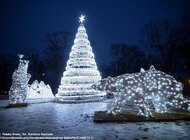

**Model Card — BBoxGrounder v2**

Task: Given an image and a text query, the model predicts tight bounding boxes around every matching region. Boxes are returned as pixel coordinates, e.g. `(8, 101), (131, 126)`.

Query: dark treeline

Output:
(100, 44), (147, 77)
(0, 55), (17, 94)
(0, 31), (72, 94)
(0, 16), (190, 95)
(101, 15), (190, 79)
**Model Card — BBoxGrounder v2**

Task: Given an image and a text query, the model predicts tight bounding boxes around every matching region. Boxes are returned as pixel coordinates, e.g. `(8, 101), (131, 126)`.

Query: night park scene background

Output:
(0, 0), (190, 140)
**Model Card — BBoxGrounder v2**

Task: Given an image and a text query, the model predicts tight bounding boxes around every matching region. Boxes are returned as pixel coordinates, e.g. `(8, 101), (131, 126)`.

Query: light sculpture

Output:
(27, 80), (54, 99)
(93, 66), (190, 117)
(56, 15), (105, 102)
(9, 54), (31, 104)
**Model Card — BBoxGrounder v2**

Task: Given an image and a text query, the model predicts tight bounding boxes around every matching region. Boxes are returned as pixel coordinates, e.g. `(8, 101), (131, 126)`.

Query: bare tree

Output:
(140, 15), (190, 78)
(43, 31), (72, 93)
(110, 44), (147, 76)
(26, 48), (45, 82)
(0, 55), (17, 94)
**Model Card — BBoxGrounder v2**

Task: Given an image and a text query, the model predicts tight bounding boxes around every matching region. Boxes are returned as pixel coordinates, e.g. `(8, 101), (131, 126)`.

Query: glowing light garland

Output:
(93, 66), (190, 117)
(27, 80), (54, 99)
(9, 54), (31, 104)
(56, 15), (105, 101)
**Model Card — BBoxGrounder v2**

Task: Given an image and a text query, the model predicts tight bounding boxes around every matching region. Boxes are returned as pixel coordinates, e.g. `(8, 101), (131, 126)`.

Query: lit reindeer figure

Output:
(92, 66), (189, 117)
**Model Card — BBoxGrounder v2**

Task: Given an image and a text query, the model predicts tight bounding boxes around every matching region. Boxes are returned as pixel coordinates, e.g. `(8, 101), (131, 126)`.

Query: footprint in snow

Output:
(139, 127), (149, 132)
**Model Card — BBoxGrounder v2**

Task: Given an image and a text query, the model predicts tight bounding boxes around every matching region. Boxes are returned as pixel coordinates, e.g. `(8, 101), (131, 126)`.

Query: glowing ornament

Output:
(93, 66), (190, 117)
(27, 80), (54, 99)
(79, 15), (85, 24)
(9, 54), (31, 104)
(56, 15), (105, 102)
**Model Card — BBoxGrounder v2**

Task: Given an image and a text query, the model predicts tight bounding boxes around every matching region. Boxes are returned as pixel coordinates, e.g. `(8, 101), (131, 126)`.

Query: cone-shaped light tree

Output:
(56, 15), (105, 102)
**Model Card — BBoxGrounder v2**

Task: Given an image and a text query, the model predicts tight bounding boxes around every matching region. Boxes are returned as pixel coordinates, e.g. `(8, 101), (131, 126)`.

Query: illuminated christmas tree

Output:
(9, 54), (31, 105)
(56, 15), (105, 102)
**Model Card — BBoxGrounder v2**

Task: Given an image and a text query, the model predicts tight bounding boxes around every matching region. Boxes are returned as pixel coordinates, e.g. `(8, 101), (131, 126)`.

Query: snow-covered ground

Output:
(0, 100), (190, 140)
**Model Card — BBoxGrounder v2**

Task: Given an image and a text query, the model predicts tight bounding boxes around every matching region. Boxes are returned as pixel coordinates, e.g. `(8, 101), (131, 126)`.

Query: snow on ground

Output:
(0, 100), (190, 140)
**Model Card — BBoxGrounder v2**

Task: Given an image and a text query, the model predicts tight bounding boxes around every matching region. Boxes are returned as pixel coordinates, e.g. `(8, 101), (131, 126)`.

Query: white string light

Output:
(27, 80), (54, 99)
(93, 66), (190, 117)
(9, 54), (31, 104)
(56, 15), (105, 101)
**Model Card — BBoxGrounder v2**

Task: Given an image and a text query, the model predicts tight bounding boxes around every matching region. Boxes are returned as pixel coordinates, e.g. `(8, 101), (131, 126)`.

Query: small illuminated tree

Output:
(9, 54), (31, 104)
(56, 15), (105, 102)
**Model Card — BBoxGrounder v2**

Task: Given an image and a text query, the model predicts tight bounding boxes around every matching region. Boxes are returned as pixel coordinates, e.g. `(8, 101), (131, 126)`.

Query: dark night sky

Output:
(0, 0), (190, 64)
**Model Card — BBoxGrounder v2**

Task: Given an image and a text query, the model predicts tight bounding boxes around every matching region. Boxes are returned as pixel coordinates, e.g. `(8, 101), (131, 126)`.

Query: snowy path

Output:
(0, 100), (190, 140)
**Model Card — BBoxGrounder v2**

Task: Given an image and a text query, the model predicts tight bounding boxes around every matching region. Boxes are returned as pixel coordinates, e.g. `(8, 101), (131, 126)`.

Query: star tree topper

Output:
(79, 15), (85, 24)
